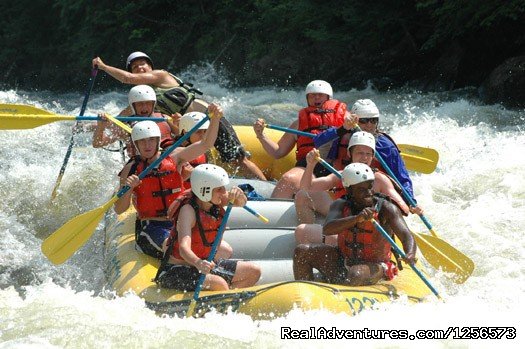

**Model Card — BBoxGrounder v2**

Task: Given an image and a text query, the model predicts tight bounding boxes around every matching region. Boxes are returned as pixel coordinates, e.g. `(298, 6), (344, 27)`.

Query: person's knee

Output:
(294, 224), (307, 244)
(279, 170), (299, 187)
(217, 241), (233, 259)
(344, 266), (370, 286)
(294, 190), (310, 207)
(293, 244), (311, 261)
(208, 275), (229, 291)
(249, 264), (261, 282)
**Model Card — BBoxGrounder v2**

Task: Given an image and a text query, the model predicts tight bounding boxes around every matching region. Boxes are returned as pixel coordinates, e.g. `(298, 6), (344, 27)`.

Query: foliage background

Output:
(1, 0), (524, 92)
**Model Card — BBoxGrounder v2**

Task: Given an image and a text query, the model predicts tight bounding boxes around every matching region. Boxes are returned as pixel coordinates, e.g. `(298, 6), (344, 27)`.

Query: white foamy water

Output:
(1, 66), (524, 348)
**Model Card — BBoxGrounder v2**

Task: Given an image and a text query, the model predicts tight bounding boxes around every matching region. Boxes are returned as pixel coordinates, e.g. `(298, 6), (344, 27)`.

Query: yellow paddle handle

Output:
(104, 114), (132, 134)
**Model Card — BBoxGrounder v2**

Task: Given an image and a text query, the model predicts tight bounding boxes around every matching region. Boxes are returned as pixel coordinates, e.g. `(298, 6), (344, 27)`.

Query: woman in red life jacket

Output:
(113, 104), (222, 259)
(293, 163), (417, 286)
(252, 80), (347, 199)
(156, 164), (261, 291)
(92, 85), (178, 157)
(294, 131), (412, 246)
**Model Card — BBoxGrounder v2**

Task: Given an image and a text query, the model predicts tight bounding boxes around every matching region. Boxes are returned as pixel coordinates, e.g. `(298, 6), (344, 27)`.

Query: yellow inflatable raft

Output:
(104, 128), (434, 319)
(104, 180), (433, 320)
(209, 125), (296, 181)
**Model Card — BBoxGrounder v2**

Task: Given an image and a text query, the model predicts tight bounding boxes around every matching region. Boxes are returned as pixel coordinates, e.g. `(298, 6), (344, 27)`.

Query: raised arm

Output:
(174, 104), (222, 163)
(299, 149), (339, 191)
(253, 118), (297, 159)
(92, 113), (128, 147)
(92, 56), (171, 86)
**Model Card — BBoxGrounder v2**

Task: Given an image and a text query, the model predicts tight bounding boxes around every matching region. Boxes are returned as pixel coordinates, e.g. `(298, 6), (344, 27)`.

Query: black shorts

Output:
(295, 158), (332, 177)
(157, 259), (238, 291)
(215, 118), (247, 162)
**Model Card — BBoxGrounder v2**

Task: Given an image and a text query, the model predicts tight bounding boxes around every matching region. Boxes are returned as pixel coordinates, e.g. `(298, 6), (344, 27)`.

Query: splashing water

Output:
(1, 66), (523, 348)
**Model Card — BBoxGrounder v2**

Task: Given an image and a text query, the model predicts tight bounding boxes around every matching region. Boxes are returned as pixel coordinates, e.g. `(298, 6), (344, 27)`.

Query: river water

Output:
(1, 65), (523, 348)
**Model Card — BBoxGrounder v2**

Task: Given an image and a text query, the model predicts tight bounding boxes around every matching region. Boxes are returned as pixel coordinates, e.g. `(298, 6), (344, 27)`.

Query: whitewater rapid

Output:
(1, 65), (523, 348)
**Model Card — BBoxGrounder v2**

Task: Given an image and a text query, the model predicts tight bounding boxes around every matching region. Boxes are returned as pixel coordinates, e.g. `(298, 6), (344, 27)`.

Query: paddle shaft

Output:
(71, 116), (167, 122)
(243, 205), (269, 223)
(371, 219), (440, 298)
(187, 203), (234, 317)
(266, 124), (314, 138)
(51, 68), (98, 199)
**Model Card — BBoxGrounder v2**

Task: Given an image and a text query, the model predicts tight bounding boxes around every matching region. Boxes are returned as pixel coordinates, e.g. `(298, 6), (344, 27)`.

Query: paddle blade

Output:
(186, 299), (198, 318)
(41, 197), (117, 264)
(399, 144), (439, 174)
(413, 232), (474, 283)
(0, 104), (75, 130)
(104, 113), (132, 133)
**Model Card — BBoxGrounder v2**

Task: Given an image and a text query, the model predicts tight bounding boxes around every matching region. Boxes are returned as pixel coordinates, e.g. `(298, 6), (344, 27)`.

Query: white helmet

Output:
(128, 85), (156, 114)
(341, 163), (375, 187)
(351, 99), (379, 118)
(348, 131), (376, 152)
(179, 112), (210, 133)
(126, 51), (153, 71)
(305, 80), (333, 98)
(191, 164), (230, 202)
(131, 121), (161, 155)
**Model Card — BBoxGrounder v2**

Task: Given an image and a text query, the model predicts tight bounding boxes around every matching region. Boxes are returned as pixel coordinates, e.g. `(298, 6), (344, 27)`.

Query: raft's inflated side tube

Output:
(210, 125), (297, 181)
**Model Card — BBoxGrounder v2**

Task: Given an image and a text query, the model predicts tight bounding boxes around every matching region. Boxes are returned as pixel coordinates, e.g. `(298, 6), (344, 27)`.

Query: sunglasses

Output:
(358, 118), (378, 124)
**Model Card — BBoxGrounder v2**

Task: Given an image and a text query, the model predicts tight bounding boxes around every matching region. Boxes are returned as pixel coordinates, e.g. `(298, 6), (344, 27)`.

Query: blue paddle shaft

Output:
(266, 124), (314, 138)
(116, 116), (210, 198)
(51, 67), (98, 198)
(75, 116), (166, 122)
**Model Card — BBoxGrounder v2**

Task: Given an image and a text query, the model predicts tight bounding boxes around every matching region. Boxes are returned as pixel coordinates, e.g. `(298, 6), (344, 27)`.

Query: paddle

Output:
(316, 157), (473, 282)
(243, 206), (269, 223)
(371, 219), (440, 299)
(50, 68), (98, 200)
(264, 124), (438, 174)
(412, 232), (474, 283)
(41, 115), (211, 265)
(0, 104), (168, 130)
(398, 144), (439, 174)
(103, 113), (132, 134)
(186, 202), (234, 317)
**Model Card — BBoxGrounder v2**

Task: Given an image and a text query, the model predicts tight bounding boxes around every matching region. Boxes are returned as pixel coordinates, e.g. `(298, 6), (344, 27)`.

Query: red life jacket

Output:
(132, 156), (184, 219)
(296, 99), (346, 160)
(337, 196), (392, 263)
(189, 153), (207, 168)
(168, 194), (225, 260)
